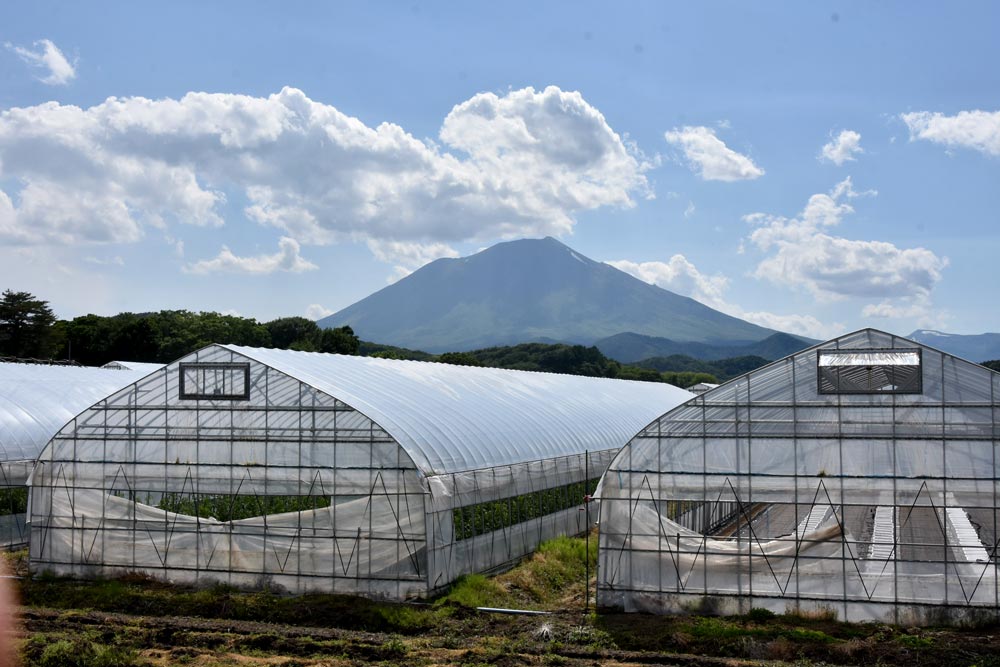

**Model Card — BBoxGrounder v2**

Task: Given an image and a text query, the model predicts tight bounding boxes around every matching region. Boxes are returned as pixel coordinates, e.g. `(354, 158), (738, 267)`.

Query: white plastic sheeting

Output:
(598, 329), (1000, 626)
(223, 345), (692, 475)
(1, 361), (160, 547)
(101, 361), (166, 373)
(0, 362), (160, 467)
(30, 345), (691, 598)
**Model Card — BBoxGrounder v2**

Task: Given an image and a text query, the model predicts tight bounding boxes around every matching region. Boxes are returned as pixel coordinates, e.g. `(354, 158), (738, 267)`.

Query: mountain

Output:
(318, 237), (779, 353)
(907, 330), (1000, 363)
(595, 331), (815, 364)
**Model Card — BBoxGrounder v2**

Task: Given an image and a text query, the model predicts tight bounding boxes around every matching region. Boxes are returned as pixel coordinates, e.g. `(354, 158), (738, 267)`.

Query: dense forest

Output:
(0, 289), (718, 388)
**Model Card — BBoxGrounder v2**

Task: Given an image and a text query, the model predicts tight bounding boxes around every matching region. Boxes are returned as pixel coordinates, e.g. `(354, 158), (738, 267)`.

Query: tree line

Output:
(0, 289), (716, 388)
(432, 342), (718, 387)
(0, 289), (359, 366)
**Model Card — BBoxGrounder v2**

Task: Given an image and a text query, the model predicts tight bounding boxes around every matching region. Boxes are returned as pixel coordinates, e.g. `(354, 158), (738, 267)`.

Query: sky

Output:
(1, 2), (999, 339)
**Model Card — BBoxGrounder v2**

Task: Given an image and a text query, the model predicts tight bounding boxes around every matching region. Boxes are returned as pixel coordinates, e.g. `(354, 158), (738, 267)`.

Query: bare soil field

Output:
(7, 539), (1000, 667)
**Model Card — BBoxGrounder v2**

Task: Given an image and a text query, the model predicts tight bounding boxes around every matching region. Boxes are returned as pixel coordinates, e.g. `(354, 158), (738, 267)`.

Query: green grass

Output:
(438, 574), (507, 608)
(896, 633), (934, 648)
(783, 627), (834, 643)
(436, 533), (597, 610)
(23, 635), (147, 667)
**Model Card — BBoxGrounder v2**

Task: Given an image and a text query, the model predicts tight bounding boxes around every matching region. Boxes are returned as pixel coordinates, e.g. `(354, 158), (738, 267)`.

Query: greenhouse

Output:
(28, 344), (692, 599)
(598, 329), (1000, 625)
(101, 361), (166, 373)
(0, 361), (159, 548)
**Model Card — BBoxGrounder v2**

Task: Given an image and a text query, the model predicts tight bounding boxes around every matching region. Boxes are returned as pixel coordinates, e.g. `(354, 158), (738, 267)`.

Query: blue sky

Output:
(2, 2), (998, 339)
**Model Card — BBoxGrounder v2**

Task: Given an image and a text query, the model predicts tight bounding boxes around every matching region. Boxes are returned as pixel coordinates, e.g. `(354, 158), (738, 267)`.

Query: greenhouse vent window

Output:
(817, 348), (922, 394)
(179, 362), (251, 400)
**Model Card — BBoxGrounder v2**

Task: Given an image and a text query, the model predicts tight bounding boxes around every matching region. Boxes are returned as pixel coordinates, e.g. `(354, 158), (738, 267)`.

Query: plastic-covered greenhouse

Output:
(0, 362), (159, 547)
(101, 361), (166, 373)
(29, 344), (692, 599)
(598, 329), (1000, 625)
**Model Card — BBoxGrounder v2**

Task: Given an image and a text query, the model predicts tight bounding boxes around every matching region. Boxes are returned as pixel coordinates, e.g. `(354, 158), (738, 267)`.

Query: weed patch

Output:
(23, 635), (147, 667)
(438, 573), (508, 608)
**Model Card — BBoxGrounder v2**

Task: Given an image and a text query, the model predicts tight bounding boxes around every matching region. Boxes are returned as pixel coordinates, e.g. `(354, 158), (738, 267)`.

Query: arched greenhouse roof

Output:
(223, 345), (694, 475)
(0, 362), (162, 463)
(101, 361), (165, 373)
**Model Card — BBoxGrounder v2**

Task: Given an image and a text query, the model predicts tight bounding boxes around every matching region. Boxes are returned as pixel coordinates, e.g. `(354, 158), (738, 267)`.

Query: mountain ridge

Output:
(907, 329), (1000, 363)
(318, 237), (780, 353)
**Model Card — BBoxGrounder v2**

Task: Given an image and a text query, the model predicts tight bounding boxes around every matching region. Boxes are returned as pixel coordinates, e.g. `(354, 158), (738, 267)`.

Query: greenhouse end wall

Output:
(29, 347), (429, 599)
(597, 329), (1000, 626)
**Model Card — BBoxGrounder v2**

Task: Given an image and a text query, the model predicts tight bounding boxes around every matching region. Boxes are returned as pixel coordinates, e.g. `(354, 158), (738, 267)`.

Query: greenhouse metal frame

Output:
(598, 329), (1000, 625)
(29, 344), (691, 599)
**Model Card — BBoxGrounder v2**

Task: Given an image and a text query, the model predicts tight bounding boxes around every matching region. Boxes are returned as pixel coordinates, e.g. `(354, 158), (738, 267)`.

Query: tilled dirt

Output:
(17, 603), (1000, 667)
(18, 606), (818, 667)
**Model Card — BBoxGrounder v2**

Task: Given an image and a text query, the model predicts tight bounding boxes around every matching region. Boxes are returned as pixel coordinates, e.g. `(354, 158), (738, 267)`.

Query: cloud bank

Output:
(744, 177), (947, 321)
(0, 86), (650, 258)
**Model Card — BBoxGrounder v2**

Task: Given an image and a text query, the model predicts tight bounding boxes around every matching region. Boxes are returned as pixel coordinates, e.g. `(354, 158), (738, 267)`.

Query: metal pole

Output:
(585, 450), (590, 613)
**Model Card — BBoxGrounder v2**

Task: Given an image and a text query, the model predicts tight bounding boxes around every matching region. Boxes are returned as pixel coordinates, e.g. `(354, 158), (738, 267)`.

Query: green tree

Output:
(615, 365), (664, 382)
(0, 290), (58, 358)
(661, 371), (718, 388)
(151, 310), (270, 361)
(55, 310), (271, 365)
(320, 325), (360, 355)
(437, 351), (483, 367)
(370, 350), (403, 360)
(265, 317), (322, 350)
(54, 314), (115, 365)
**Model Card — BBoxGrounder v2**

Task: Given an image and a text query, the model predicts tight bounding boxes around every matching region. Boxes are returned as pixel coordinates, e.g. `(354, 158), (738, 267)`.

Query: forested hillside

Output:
(433, 342), (717, 388)
(635, 354), (773, 382)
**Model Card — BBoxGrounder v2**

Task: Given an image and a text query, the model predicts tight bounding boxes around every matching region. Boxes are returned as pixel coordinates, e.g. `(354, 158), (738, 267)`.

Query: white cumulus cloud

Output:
(664, 125), (764, 181)
(606, 256), (729, 309)
(819, 129), (863, 165)
(367, 238), (461, 283)
(744, 178), (948, 309)
(861, 294), (948, 328)
(305, 303), (334, 320)
(737, 311), (838, 340)
(901, 109), (1000, 157)
(184, 236), (317, 275)
(605, 255), (838, 339)
(0, 86), (649, 253)
(5, 39), (76, 85)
